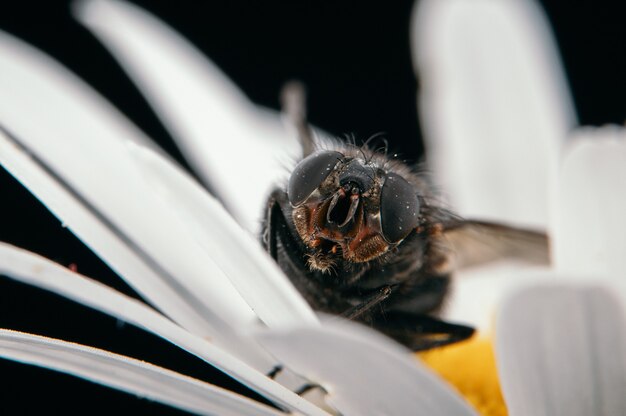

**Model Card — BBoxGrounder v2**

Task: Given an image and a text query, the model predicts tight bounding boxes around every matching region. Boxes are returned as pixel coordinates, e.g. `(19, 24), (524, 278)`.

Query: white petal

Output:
(0, 329), (283, 416)
(496, 284), (626, 416)
(126, 140), (318, 327)
(553, 127), (626, 295)
(0, 243), (327, 415)
(413, 0), (576, 230)
(256, 318), (476, 416)
(0, 32), (258, 338)
(74, 0), (301, 234)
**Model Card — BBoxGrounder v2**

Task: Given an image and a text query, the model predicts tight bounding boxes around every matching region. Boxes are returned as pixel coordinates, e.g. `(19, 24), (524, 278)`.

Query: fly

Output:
(262, 83), (548, 350)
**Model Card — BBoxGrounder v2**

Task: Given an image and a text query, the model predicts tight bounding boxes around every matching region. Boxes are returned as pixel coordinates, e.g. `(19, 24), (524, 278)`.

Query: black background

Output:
(0, 1), (624, 414)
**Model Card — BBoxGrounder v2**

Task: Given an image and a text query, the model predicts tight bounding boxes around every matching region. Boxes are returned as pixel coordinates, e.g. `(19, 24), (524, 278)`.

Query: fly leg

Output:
(341, 285), (397, 320)
(263, 189), (303, 263)
(374, 312), (475, 350)
(263, 189), (334, 311)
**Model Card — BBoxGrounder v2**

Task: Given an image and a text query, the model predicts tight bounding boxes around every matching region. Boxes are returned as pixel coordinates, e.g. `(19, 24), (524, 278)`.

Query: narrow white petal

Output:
(413, 0), (576, 230)
(0, 243), (328, 415)
(553, 127), (626, 295)
(0, 32), (258, 338)
(256, 318), (476, 416)
(0, 329), (283, 416)
(127, 140), (318, 327)
(496, 284), (626, 416)
(75, 0), (301, 234)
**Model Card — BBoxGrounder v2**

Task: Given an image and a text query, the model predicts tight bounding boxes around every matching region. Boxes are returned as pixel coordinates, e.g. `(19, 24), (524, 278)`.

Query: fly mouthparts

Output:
(326, 190), (360, 228)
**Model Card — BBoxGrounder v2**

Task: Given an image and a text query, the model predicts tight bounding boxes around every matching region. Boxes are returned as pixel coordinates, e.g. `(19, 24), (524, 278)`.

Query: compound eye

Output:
(380, 172), (420, 243)
(288, 150), (343, 206)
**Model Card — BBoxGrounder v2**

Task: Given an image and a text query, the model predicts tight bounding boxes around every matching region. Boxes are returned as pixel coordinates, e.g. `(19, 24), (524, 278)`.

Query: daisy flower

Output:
(0, 0), (624, 415)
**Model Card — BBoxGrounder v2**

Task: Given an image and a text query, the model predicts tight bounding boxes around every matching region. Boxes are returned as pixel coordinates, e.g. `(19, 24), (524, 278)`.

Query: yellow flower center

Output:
(418, 335), (507, 416)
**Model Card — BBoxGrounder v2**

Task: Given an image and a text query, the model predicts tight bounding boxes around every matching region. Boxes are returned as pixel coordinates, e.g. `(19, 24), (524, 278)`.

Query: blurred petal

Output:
(75, 0), (300, 234)
(0, 31), (257, 339)
(0, 329), (283, 416)
(496, 284), (626, 416)
(256, 318), (476, 416)
(126, 140), (318, 327)
(553, 127), (626, 294)
(443, 265), (546, 330)
(0, 243), (327, 415)
(413, 0), (575, 230)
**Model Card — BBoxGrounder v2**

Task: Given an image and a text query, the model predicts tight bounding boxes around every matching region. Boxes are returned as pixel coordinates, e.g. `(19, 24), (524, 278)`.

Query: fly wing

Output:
(443, 221), (550, 270)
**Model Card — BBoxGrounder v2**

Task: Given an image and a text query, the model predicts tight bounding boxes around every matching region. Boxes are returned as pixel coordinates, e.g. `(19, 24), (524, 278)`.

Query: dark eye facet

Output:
(288, 150), (343, 206)
(380, 172), (420, 243)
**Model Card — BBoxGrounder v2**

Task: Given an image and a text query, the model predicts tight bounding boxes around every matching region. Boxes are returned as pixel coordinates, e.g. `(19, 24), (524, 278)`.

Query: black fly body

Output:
(263, 140), (471, 350)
